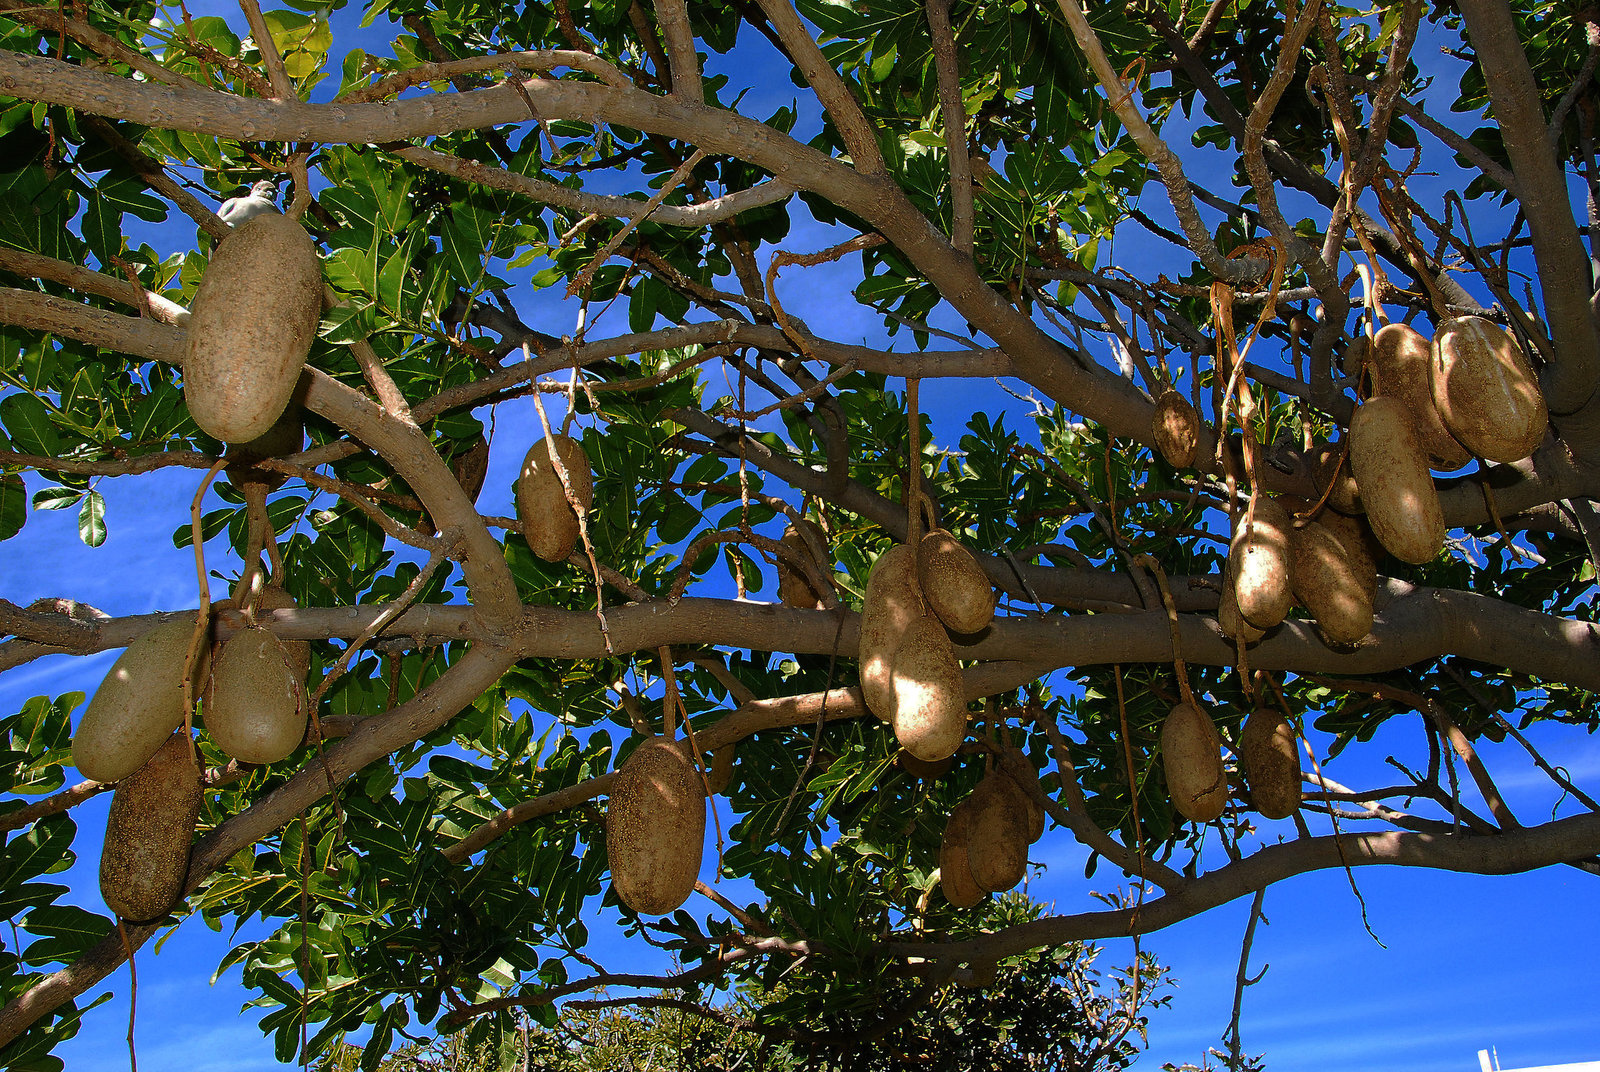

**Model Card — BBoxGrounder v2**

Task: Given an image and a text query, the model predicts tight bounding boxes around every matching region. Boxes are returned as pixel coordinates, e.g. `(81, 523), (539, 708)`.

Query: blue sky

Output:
(1, 1), (1597, 1069)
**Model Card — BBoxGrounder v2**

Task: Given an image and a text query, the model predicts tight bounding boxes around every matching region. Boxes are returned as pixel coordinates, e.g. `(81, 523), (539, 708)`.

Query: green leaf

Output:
(76, 490), (105, 547)
(0, 394), (60, 457)
(30, 487), (79, 511)
(0, 473), (25, 540)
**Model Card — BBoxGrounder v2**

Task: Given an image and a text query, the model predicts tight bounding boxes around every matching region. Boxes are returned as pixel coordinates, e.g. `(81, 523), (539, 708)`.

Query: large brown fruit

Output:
(515, 434), (594, 562)
(99, 731), (201, 922)
(1349, 395), (1444, 565)
(184, 214), (322, 443)
(858, 544), (921, 722)
(965, 774), (1029, 892)
(917, 528), (995, 635)
(1316, 509), (1381, 593)
(253, 585), (311, 679)
(606, 737), (706, 915)
(205, 625), (307, 765)
(897, 750), (954, 780)
(1160, 701), (1226, 822)
(1289, 520), (1374, 648)
(999, 747), (1047, 844)
(939, 799), (985, 908)
(1217, 565), (1266, 645)
(1430, 316), (1548, 464)
(1240, 708), (1301, 819)
(1370, 323), (1470, 469)
(74, 615), (214, 783)
(777, 518), (829, 609)
(1307, 442), (1363, 515)
(1229, 497), (1293, 630)
(890, 615), (967, 762)
(1151, 388), (1199, 469)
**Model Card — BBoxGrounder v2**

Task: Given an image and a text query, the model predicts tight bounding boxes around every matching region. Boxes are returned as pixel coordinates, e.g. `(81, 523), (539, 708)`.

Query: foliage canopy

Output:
(0, 0), (1597, 1066)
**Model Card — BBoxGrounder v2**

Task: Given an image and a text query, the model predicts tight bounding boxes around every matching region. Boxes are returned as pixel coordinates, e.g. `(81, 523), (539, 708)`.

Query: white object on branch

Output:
(217, 181), (280, 227)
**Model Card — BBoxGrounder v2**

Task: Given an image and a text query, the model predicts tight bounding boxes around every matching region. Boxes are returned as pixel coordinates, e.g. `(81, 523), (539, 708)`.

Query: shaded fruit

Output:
(1430, 316), (1548, 464)
(777, 518), (829, 609)
(99, 731), (201, 922)
(515, 433), (594, 562)
(74, 615), (214, 783)
(1229, 497), (1293, 630)
(917, 528), (995, 634)
(205, 625), (307, 765)
(606, 737), (706, 915)
(999, 747), (1047, 843)
(225, 404), (304, 491)
(890, 615), (967, 762)
(1240, 708), (1301, 819)
(1152, 388), (1199, 468)
(965, 773), (1029, 892)
(858, 544), (921, 722)
(1316, 509), (1381, 593)
(897, 750), (953, 780)
(1349, 396), (1444, 565)
(704, 745), (735, 796)
(1160, 701), (1226, 822)
(939, 798), (984, 909)
(1217, 564), (1266, 645)
(1289, 520), (1374, 648)
(1308, 442), (1363, 515)
(1370, 323), (1470, 469)
(184, 213), (322, 443)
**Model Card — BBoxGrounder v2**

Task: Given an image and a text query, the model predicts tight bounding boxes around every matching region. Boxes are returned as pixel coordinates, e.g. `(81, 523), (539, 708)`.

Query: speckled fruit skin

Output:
(1430, 316), (1548, 464)
(1349, 396), (1444, 565)
(965, 773), (1029, 892)
(939, 799), (985, 908)
(205, 626), (307, 765)
(890, 615), (967, 762)
(1289, 520), (1374, 649)
(917, 528), (994, 635)
(184, 213), (322, 443)
(1229, 497), (1293, 630)
(858, 544), (921, 722)
(606, 737), (706, 916)
(1161, 702), (1226, 822)
(1241, 708), (1301, 819)
(1152, 388), (1199, 468)
(515, 434), (594, 562)
(74, 616), (213, 784)
(99, 731), (201, 922)
(1370, 323), (1470, 469)
(777, 518), (828, 609)
(253, 585), (310, 679)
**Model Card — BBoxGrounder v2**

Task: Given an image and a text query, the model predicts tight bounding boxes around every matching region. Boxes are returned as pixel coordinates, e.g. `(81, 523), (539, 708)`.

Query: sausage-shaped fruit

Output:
(1289, 520), (1374, 649)
(777, 518), (829, 609)
(1161, 701), (1226, 822)
(1370, 323), (1470, 469)
(515, 434), (594, 562)
(205, 625), (307, 765)
(858, 544), (921, 722)
(606, 737), (706, 915)
(939, 798), (985, 908)
(1229, 498), (1293, 630)
(1240, 708), (1301, 819)
(184, 214), (322, 443)
(1152, 388), (1199, 469)
(74, 616), (213, 784)
(99, 731), (201, 922)
(917, 528), (995, 635)
(890, 615), (967, 762)
(1348, 396), (1445, 565)
(1430, 316), (1548, 464)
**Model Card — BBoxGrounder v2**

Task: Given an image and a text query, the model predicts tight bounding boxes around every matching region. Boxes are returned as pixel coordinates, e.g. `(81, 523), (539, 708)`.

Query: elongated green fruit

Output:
(74, 615), (212, 784)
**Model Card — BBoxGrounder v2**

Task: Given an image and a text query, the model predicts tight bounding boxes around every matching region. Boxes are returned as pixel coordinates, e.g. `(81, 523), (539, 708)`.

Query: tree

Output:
(0, 0), (1595, 1066)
